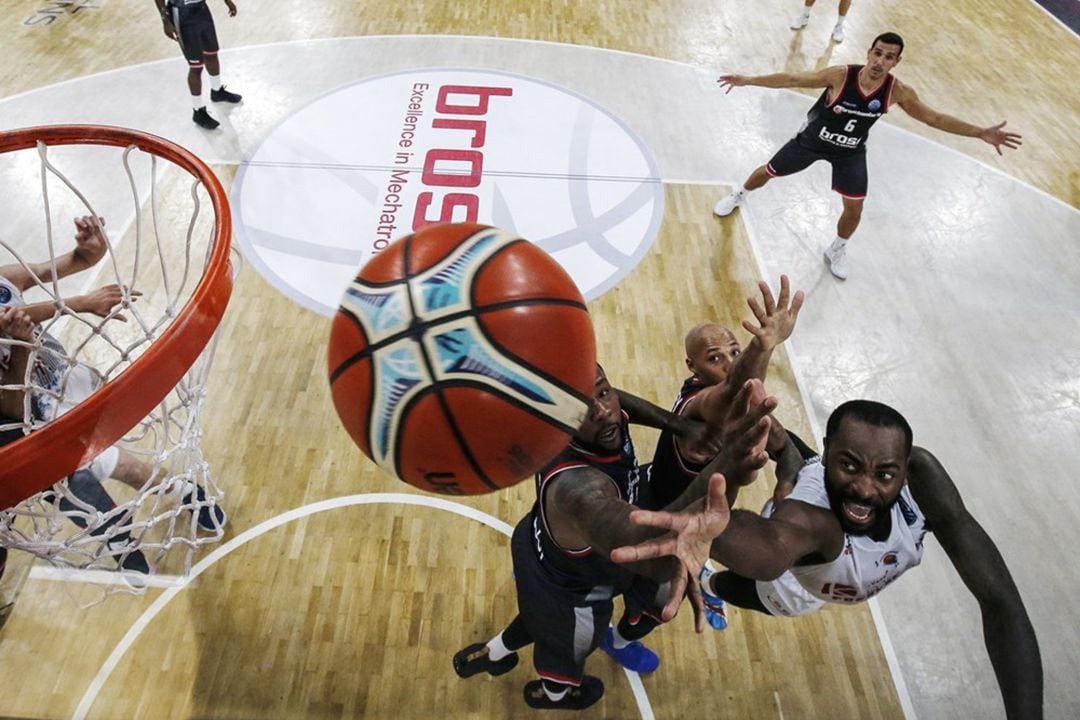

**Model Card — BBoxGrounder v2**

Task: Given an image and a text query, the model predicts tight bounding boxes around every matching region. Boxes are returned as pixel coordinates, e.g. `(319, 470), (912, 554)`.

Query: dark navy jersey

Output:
(649, 376), (709, 509)
(798, 65), (895, 153)
(527, 412), (645, 598)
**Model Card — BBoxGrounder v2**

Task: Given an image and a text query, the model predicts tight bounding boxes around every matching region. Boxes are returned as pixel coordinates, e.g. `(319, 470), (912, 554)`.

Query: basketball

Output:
(327, 223), (596, 495)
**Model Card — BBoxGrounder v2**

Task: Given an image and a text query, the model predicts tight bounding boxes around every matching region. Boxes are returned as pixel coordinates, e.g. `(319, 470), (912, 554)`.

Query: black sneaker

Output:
(183, 485), (227, 532)
(192, 107), (220, 130)
(453, 642), (518, 678)
(107, 535), (150, 576)
(210, 86), (242, 103)
(523, 677), (604, 710)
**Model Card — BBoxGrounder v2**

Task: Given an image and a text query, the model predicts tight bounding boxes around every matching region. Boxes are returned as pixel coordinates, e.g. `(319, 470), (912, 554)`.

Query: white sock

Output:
(799, 7), (811, 18)
(486, 633), (511, 661)
(543, 683), (569, 702)
(209, 73), (223, 91)
(835, 14), (846, 27)
(191, 95), (204, 110)
(830, 237), (848, 251)
(610, 624), (631, 649)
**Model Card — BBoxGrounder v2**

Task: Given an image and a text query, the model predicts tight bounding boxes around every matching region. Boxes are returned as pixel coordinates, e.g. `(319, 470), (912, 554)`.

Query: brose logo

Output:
(233, 68), (664, 316)
(818, 127), (862, 148)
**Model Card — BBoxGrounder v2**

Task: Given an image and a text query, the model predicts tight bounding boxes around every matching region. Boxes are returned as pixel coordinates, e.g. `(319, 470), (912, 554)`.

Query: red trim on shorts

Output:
(204, 50), (218, 55)
(537, 670), (582, 686)
(188, 61), (204, 68)
(765, 163), (783, 177)
(833, 186), (866, 200)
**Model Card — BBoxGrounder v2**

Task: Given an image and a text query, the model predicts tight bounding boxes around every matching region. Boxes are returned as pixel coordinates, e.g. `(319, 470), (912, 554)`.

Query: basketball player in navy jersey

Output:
(614, 398), (1043, 720)
(713, 32), (1022, 280)
(154, 0), (243, 130)
(453, 367), (774, 711)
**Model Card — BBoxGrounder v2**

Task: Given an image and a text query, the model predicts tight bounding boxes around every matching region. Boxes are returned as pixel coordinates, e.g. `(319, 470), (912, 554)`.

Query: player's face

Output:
(823, 418), (908, 536)
(865, 42), (902, 81)
(686, 328), (741, 387)
(575, 368), (623, 451)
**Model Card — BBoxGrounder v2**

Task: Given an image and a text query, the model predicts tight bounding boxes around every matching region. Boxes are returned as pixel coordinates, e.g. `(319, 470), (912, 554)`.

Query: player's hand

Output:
(225, 0), (237, 16)
(717, 74), (747, 94)
(72, 284), (140, 321)
(0, 307), (36, 342)
(161, 15), (178, 41)
(712, 378), (775, 489)
(980, 121), (1022, 155)
(72, 215), (108, 266)
(743, 274), (804, 352)
(613, 473), (731, 633)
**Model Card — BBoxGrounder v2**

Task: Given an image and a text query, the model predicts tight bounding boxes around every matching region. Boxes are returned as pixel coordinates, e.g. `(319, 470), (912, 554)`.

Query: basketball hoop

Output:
(0, 125), (234, 586)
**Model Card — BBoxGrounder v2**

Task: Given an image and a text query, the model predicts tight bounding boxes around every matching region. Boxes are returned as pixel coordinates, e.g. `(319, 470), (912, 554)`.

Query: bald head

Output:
(684, 323), (741, 387)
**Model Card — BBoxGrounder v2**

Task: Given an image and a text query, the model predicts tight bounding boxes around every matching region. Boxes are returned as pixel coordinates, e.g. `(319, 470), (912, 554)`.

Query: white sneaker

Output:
(713, 190), (746, 217)
(791, 12), (810, 30)
(823, 243), (850, 280)
(831, 24), (845, 43)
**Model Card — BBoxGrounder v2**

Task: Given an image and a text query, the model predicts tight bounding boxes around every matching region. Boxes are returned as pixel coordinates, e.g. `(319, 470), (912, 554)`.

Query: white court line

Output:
(1025, 0), (1079, 37)
(73, 492), (654, 720)
(735, 188), (918, 720)
(29, 565), (185, 590)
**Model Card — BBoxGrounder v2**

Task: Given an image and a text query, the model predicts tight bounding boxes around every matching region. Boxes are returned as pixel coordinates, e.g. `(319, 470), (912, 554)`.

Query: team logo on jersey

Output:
(898, 496), (918, 526)
(233, 68), (664, 316)
(868, 99), (882, 112)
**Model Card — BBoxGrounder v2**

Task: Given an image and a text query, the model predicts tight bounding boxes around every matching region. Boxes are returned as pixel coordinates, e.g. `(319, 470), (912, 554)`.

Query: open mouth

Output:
(599, 425), (620, 444)
(842, 500), (874, 526)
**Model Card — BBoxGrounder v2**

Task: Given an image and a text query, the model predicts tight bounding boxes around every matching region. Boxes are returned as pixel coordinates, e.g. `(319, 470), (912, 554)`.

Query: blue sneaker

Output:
(598, 627), (659, 674)
(700, 562), (729, 631)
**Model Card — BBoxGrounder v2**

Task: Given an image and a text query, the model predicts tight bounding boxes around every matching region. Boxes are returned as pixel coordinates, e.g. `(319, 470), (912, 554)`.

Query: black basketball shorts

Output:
(766, 137), (869, 199)
(171, 2), (219, 67)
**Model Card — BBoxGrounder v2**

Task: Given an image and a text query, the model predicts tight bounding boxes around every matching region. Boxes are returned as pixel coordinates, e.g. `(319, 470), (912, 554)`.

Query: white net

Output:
(0, 133), (235, 594)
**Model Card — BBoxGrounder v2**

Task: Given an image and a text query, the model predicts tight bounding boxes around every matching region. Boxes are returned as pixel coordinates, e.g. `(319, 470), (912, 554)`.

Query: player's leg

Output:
(832, 0), (852, 43)
(714, 138), (817, 217)
(599, 582), (661, 673)
(58, 465), (149, 575)
(791, 0), (816, 30)
(823, 152), (868, 280)
(523, 600), (608, 711)
(107, 448), (228, 532)
(177, 16), (219, 130)
(454, 518), (535, 678)
(202, 13), (242, 104)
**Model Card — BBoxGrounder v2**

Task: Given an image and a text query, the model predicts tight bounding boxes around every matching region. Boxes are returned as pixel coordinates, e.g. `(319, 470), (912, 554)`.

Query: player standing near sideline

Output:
(790, 0), (853, 44)
(154, 0), (243, 130)
(713, 32), (1021, 280)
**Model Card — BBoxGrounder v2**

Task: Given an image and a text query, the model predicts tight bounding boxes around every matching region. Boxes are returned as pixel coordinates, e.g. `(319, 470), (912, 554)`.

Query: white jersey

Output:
(756, 459), (928, 617)
(0, 275), (102, 423)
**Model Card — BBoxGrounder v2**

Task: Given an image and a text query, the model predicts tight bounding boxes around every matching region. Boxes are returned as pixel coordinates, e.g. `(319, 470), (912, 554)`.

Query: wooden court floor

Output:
(0, 1), (1076, 719)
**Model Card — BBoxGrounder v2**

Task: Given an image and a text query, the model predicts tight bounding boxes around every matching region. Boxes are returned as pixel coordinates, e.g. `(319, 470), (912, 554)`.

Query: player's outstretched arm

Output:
(907, 447), (1042, 719)
(893, 83), (1022, 155)
(683, 276), (803, 431)
(615, 388), (718, 461)
(613, 493), (836, 584)
(545, 469), (728, 628)
(717, 66), (842, 94)
(0, 216), (109, 292)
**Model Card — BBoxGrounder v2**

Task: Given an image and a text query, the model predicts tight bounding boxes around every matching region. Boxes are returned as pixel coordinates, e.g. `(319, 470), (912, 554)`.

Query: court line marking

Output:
(736, 184), (918, 720)
(73, 493), (654, 720)
(29, 565), (185, 589)
(1025, 0), (1080, 37)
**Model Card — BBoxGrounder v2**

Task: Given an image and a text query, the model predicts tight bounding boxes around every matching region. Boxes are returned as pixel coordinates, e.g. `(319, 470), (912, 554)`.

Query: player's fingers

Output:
(685, 574), (705, 633)
(628, 509), (685, 531)
(776, 274), (790, 309)
(610, 536), (673, 564)
(746, 296), (766, 324)
(790, 290), (805, 318)
(759, 281), (776, 314)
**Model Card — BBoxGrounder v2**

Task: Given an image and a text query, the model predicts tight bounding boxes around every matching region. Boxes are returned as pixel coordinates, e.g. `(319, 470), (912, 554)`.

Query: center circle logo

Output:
(232, 68), (665, 316)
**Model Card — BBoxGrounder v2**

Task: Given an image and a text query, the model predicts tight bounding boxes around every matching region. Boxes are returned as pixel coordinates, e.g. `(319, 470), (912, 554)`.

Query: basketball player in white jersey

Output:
(713, 32), (1022, 279)
(0, 216), (226, 572)
(613, 395), (1043, 719)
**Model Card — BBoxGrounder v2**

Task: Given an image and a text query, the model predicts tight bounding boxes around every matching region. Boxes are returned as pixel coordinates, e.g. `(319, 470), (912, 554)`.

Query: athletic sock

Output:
(209, 74), (223, 91)
(829, 237), (848, 252)
(191, 95), (204, 110)
(486, 633), (511, 662)
(542, 680), (569, 702)
(835, 14), (846, 27)
(609, 625), (631, 650)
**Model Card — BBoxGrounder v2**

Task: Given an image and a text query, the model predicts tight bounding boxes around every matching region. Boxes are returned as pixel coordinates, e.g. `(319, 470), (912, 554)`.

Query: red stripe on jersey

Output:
(537, 670), (583, 686)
